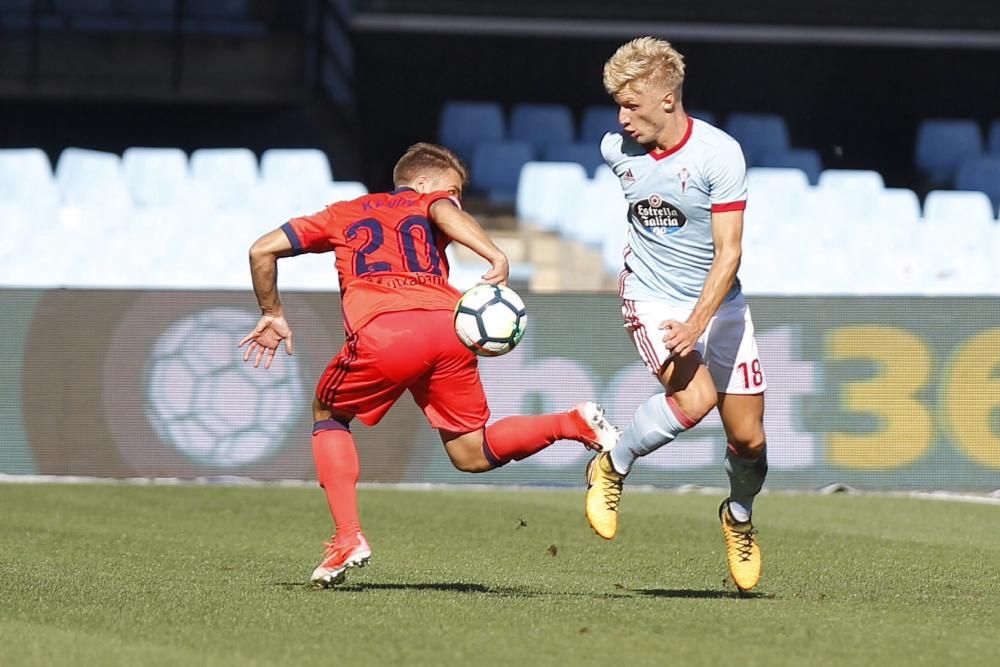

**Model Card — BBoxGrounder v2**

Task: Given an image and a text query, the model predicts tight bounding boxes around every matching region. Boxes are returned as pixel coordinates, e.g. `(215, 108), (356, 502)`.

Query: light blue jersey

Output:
(602, 117), (747, 306)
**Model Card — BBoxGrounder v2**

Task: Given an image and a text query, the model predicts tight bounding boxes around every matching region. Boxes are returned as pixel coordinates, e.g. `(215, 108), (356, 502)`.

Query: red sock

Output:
(483, 411), (586, 466)
(311, 420), (361, 543)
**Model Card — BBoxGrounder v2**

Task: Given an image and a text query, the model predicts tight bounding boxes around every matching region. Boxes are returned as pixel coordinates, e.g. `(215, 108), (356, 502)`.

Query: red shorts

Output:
(315, 309), (490, 433)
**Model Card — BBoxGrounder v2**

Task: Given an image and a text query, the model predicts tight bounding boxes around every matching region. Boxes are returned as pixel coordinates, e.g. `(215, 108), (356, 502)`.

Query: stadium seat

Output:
(509, 103), (575, 152)
(688, 109), (718, 127)
(955, 156), (1000, 213)
(515, 161), (588, 232)
(580, 105), (620, 143)
(567, 177), (628, 246)
(470, 141), (535, 204)
(758, 148), (822, 184)
(541, 142), (604, 176)
(724, 112), (790, 167)
(54, 147), (131, 208)
(877, 188), (922, 225)
(121, 147), (189, 207)
(0, 148), (57, 207)
(260, 148), (334, 206)
(190, 148), (259, 208)
(989, 120), (1000, 154)
(744, 167), (811, 224)
(437, 101), (505, 163)
(922, 190), (996, 224)
(914, 119), (983, 185)
(816, 169), (885, 223)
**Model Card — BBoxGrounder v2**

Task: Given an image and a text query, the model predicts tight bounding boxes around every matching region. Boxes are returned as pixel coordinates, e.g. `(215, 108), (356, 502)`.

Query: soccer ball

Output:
(454, 284), (527, 357)
(145, 308), (304, 468)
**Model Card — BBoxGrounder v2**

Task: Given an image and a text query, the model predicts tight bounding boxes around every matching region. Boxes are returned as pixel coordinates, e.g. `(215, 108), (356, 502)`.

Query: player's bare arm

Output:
(661, 210), (743, 357)
(429, 198), (510, 285)
(239, 228), (297, 369)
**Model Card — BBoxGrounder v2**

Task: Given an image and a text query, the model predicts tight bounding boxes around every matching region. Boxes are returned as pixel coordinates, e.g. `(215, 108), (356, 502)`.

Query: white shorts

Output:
(621, 297), (767, 394)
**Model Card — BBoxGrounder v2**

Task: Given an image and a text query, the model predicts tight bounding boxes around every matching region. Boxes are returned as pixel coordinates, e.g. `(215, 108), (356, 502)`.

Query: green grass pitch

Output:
(1, 483), (998, 666)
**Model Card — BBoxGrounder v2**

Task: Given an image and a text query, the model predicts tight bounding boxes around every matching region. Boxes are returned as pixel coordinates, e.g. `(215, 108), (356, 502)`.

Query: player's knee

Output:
(443, 431), (493, 473)
(730, 433), (767, 459)
(674, 380), (717, 423)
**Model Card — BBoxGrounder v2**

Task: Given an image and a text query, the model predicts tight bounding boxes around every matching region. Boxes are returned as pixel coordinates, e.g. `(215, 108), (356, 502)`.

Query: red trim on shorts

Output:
(319, 333), (359, 407)
(666, 395), (697, 429)
(624, 300), (661, 374)
(648, 116), (693, 161)
(711, 200), (747, 212)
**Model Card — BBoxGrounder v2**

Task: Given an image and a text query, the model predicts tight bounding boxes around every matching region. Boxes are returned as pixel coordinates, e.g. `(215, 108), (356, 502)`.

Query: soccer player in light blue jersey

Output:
(585, 37), (767, 592)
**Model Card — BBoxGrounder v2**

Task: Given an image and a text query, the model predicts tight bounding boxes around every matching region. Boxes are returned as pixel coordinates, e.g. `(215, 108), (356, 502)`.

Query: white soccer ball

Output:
(145, 308), (304, 468)
(453, 284), (527, 357)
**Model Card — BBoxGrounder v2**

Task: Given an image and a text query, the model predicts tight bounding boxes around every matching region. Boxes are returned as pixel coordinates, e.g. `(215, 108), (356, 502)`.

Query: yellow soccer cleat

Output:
(719, 500), (762, 592)
(585, 451), (625, 540)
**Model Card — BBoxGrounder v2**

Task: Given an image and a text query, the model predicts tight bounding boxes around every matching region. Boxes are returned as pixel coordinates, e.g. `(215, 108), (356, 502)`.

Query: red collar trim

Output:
(648, 116), (693, 161)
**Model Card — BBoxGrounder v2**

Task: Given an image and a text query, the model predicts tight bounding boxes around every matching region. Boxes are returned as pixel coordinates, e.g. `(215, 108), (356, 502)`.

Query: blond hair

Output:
(603, 37), (686, 96)
(393, 142), (468, 187)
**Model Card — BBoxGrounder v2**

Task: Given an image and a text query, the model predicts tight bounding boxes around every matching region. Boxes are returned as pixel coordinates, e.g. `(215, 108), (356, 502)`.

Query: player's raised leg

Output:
(586, 348), (715, 540)
(309, 398), (372, 588)
(717, 391), (767, 592)
(441, 402), (619, 473)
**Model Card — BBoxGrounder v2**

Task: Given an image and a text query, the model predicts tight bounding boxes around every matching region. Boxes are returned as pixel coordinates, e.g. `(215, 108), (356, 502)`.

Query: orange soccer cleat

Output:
(310, 533), (372, 588)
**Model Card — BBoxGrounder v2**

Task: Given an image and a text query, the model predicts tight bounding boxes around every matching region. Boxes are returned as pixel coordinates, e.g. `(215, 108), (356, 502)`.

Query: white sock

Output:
(725, 446), (768, 522)
(609, 393), (694, 475)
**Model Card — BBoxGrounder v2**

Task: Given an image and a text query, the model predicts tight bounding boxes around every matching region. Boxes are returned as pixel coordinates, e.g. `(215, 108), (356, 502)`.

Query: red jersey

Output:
(282, 187), (462, 333)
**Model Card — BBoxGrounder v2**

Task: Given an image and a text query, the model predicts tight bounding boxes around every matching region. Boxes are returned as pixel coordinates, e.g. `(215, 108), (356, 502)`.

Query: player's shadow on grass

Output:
(633, 588), (771, 600)
(274, 581), (541, 596)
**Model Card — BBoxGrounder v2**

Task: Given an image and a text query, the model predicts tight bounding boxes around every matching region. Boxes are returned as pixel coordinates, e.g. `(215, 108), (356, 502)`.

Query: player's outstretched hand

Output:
(660, 319), (700, 358)
(481, 254), (510, 286)
(239, 313), (294, 369)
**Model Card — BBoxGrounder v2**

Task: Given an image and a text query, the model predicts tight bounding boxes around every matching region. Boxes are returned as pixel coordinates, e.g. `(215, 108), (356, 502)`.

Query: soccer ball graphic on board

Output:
(145, 308), (304, 468)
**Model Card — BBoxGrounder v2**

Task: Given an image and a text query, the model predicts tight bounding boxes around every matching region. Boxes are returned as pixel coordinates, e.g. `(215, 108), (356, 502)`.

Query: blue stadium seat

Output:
(580, 105), (620, 143)
(688, 109), (718, 127)
(724, 113), (790, 167)
(915, 119), (983, 185)
(509, 103), (575, 152)
(437, 101), (505, 163)
(990, 120), (1000, 154)
(470, 141), (535, 204)
(758, 148), (822, 184)
(542, 142), (604, 176)
(955, 156), (1000, 213)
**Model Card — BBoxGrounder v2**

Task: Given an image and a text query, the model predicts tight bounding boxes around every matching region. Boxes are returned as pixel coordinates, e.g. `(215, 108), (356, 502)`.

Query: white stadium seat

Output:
(260, 148), (334, 207)
(55, 147), (132, 208)
(0, 148), (57, 207)
(190, 148), (259, 208)
(922, 190), (996, 224)
(877, 188), (922, 225)
(515, 161), (588, 232)
(122, 147), (190, 207)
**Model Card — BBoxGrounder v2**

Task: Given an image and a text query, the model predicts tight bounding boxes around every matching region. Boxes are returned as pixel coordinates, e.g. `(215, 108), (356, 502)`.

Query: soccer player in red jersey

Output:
(239, 143), (619, 588)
